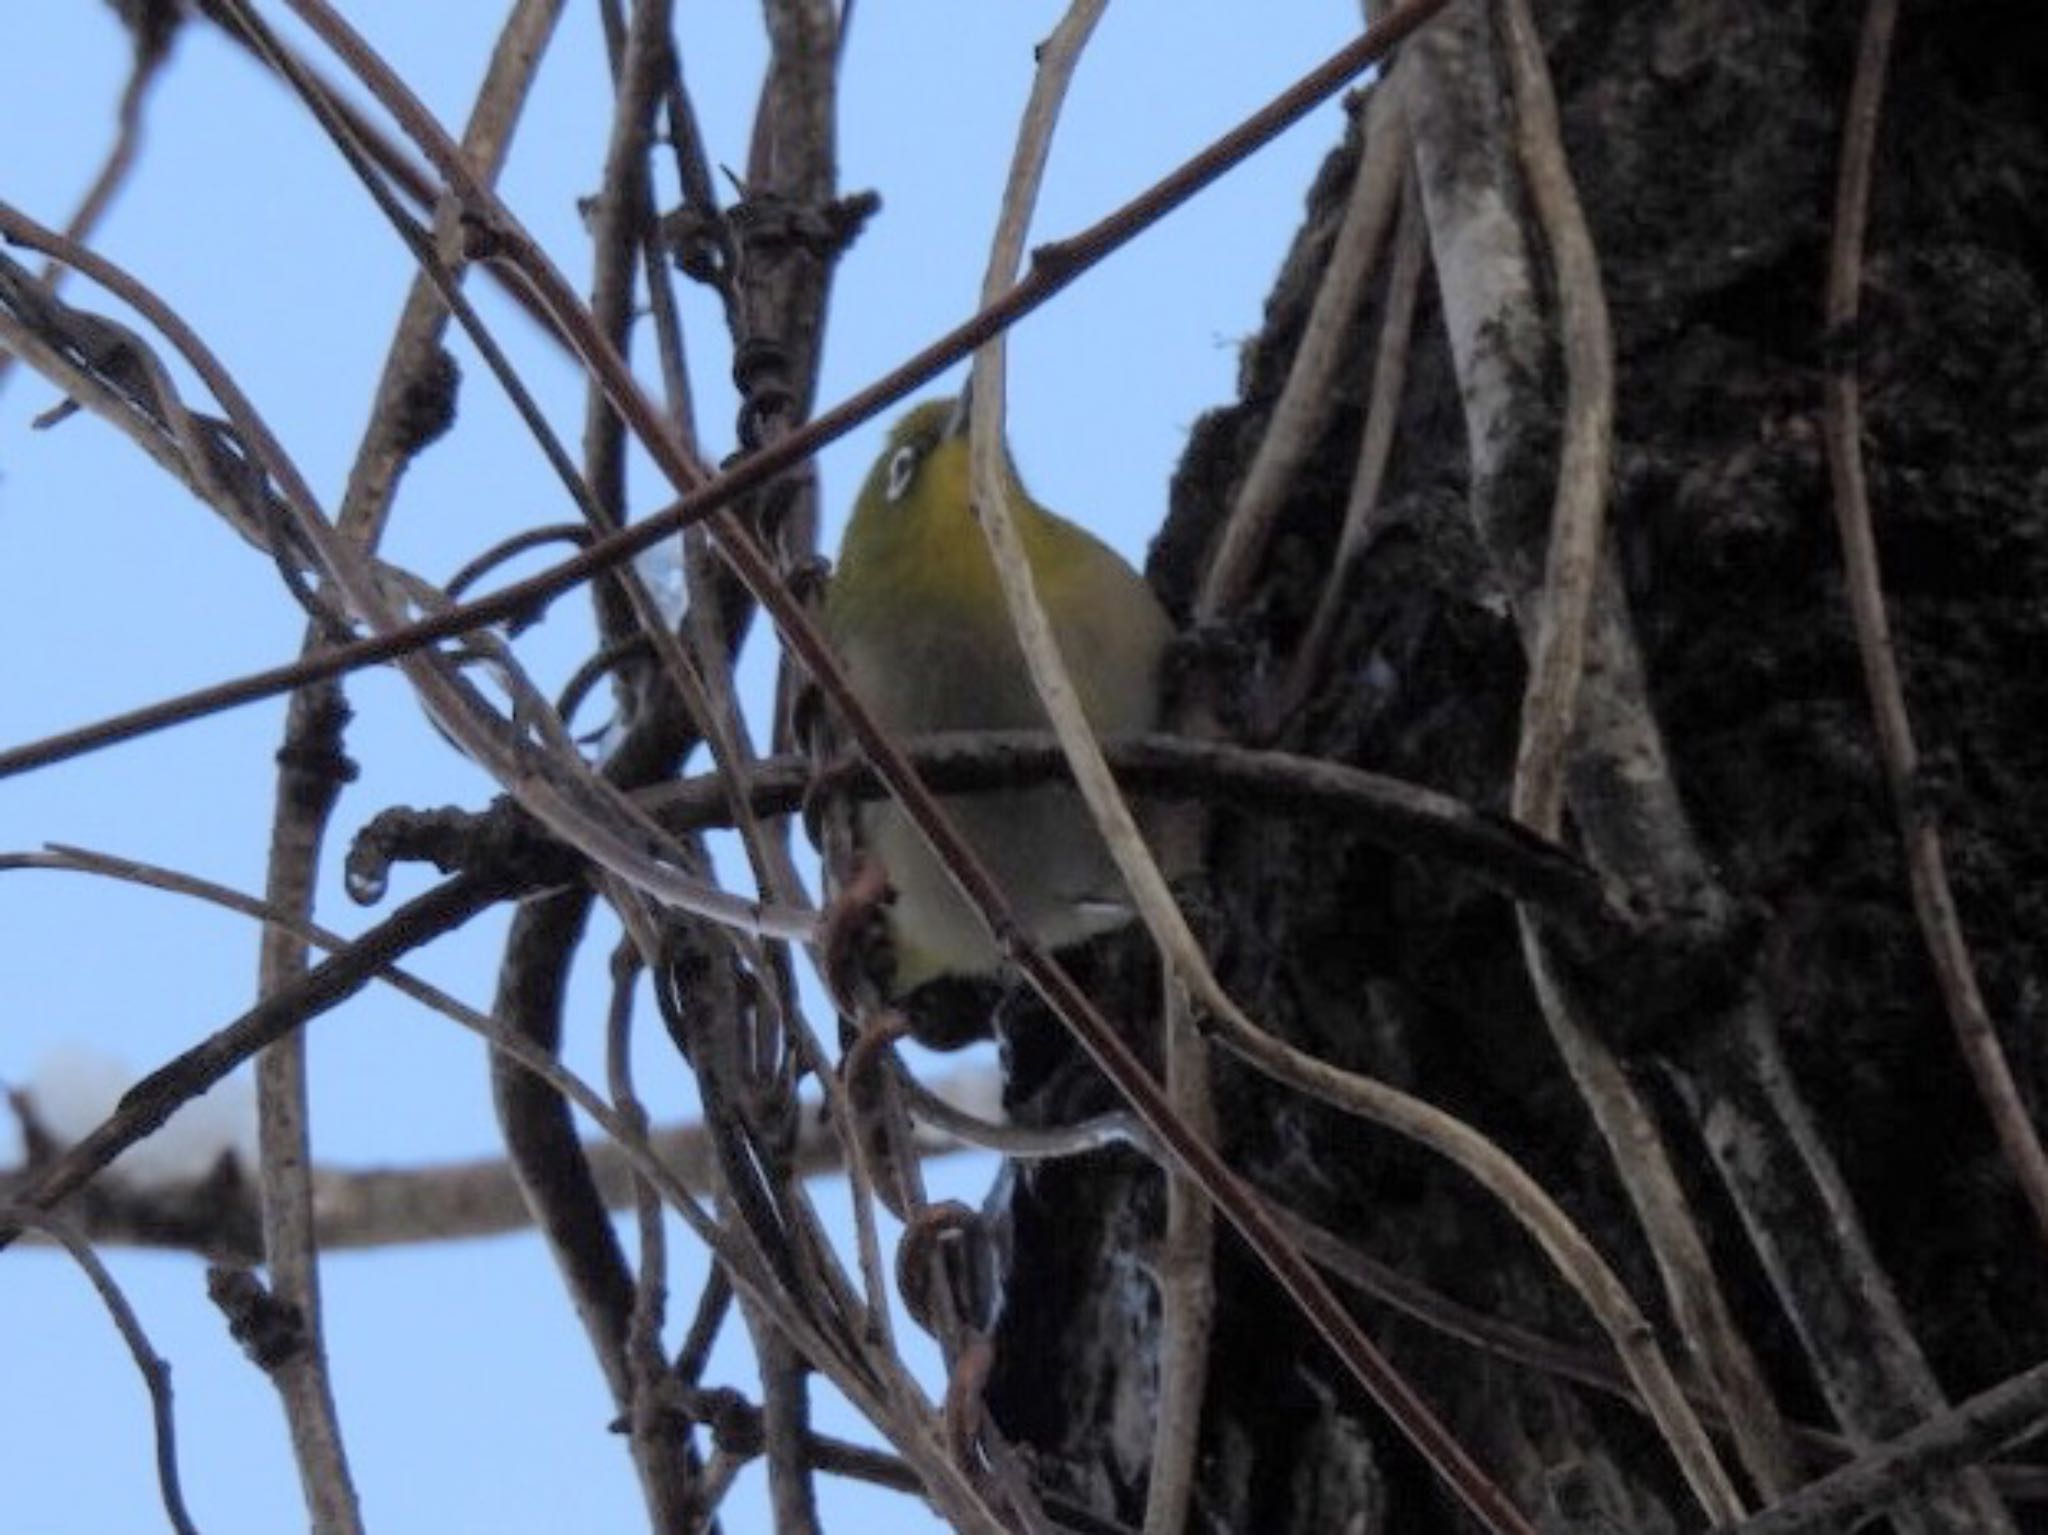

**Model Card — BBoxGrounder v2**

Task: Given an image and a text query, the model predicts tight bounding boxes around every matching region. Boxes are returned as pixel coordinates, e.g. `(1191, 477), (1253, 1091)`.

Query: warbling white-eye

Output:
(824, 393), (1176, 995)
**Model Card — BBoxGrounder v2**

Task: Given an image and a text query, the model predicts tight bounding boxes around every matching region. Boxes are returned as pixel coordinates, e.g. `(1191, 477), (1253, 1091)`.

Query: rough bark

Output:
(986, 1), (2048, 1529)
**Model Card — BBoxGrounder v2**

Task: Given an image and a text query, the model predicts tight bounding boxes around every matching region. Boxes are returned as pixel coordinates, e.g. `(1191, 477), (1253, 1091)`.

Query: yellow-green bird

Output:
(825, 393), (1176, 995)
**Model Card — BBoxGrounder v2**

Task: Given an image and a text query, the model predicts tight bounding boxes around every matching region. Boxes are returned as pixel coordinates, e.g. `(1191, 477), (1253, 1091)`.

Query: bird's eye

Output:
(884, 444), (920, 503)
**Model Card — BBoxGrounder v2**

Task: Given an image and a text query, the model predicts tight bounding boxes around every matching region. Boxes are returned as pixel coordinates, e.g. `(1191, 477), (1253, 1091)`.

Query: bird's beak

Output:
(944, 378), (974, 441)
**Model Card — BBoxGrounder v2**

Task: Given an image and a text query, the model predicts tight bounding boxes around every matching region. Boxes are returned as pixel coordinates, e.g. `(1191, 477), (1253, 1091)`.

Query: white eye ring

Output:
(884, 444), (919, 503)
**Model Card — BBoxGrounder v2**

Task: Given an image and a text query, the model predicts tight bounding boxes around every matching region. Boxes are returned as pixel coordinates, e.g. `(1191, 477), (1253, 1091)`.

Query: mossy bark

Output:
(986, 2), (2048, 1528)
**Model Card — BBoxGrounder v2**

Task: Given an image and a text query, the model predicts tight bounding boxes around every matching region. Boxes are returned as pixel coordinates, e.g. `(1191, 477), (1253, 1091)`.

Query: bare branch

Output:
(1143, 981), (1214, 1535)
(0, 1204), (202, 1535)
(1, 5), (1448, 788)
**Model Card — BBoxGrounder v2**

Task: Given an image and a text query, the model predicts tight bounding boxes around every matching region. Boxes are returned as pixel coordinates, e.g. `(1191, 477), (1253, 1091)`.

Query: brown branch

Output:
(605, 931), (703, 1531)
(490, 888), (641, 1421)
(576, 18), (738, 1530)
(253, 689), (365, 1535)
(0, 250), (329, 586)
(49, 31), (165, 271)
(647, 731), (1616, 936)
(718, 8), (854, 1528)
(246, 5), (571, 1523)
(320, 1101), (954, 1250)
(0, 1099), (946, 1258)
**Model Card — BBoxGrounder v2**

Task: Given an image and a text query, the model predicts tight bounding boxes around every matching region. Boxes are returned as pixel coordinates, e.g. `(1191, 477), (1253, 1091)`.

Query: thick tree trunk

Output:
(987, 1), (2048, 1529)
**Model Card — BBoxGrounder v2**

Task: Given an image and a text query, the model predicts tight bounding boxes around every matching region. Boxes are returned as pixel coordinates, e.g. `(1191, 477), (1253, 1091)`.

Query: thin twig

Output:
(890, 1063), (1142, 1162)
(1143, 978), (1214, 1535)
(443, 524), (591, 602)
(0, 253), (326, 579)
(658, 730), (1618, 932)
(0, 16), (168, 397)
(1491, 0), (1755, 1515)
(244, 7), (570, 1523)
(0, 1204), (202, 1535)
(1194, 83), (1409, 625)
(608, 9), (922, 1501)
(1819, 0), (2048, 1251)
(1499, 0), (1613, 842)
(582, 30), (844, 1521)
(495, 15), (789, 1517)
(1272, 160), (1424, 736)
(46, 40), (165, 278)
(604, 933), (689, 1524)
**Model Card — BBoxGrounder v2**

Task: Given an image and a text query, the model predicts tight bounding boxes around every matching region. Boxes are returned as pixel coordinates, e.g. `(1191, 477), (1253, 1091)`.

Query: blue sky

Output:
(0, 5), (1361, 1530)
